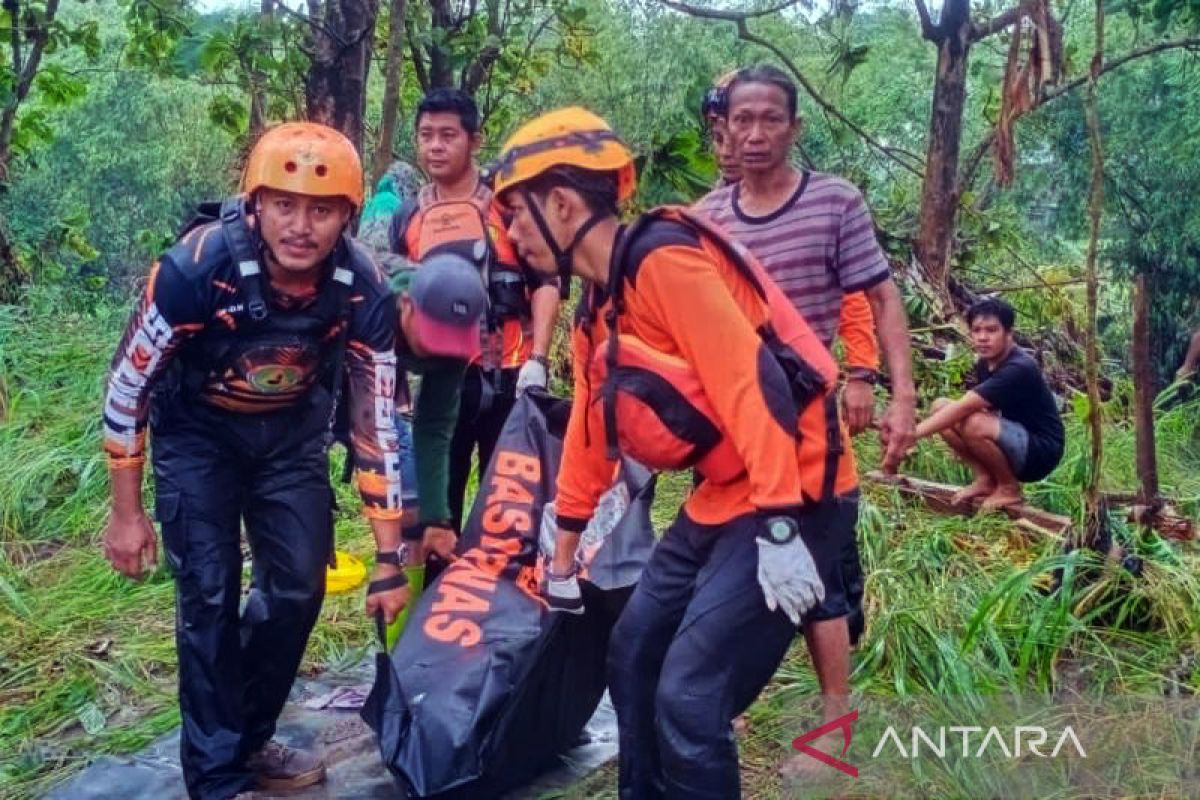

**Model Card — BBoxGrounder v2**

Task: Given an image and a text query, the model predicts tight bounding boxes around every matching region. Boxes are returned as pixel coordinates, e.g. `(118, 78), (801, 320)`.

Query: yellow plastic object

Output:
(326, 550), (367, 594)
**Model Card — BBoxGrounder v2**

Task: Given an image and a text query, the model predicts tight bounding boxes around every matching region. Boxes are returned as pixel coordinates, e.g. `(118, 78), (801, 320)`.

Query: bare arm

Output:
(914, 392), (989, 439)
(865, 278), (917, 472)
(529, 283), (560, 358)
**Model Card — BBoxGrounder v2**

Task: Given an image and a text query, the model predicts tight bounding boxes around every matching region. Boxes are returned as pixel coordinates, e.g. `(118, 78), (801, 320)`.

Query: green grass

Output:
(4, 289), (1200, 799)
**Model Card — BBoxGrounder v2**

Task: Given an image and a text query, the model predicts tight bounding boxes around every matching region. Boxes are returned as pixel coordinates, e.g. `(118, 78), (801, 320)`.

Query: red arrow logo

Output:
(791, 710), (859, 777)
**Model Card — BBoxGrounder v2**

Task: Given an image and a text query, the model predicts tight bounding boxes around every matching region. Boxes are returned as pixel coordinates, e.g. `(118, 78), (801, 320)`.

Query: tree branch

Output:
(960, 34), (1200, 188)
(407, 20), (429, 92)
(15, 0), (58, 102)
(739, 26), (924, 175)
(659, 0), (804, 22)
(970, 5), (1022, 43)
(1, 0), (59, 153)
(659, 0), (924, 177)
(9, 0), (21, 82)
(275, 0), (347, 48)
(913, 0), (938, 41)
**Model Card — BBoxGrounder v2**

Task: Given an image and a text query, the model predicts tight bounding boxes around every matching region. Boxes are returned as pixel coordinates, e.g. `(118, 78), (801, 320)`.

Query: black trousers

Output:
(447, 364), (518, 529)
(607, 510), (797, 800)
(151, 399), (334, 800)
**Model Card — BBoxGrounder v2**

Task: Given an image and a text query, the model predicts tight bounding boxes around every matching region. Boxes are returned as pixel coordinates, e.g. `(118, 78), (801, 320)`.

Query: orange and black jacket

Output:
(555, 218), (858, 532)
(390, 182), (546, 370)
(103, 220), (404, 521)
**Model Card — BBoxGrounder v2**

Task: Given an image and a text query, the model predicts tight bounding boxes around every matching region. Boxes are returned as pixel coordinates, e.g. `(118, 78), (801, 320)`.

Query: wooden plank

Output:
(864, 471), (1073, 535)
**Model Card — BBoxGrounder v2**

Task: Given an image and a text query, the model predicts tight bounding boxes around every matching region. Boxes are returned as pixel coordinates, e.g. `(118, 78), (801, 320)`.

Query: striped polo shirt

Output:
(694, 171), (890, 348)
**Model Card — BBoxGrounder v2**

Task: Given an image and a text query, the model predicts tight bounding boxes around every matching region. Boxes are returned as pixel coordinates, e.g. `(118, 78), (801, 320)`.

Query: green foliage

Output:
(0, 1), (103, 162)
(1, 3), (1200, 794)
(634, 127), (715, 207)
(2, 59), (237, 291)
(207, 91), (248, 134)
(120, 0), (195, 74)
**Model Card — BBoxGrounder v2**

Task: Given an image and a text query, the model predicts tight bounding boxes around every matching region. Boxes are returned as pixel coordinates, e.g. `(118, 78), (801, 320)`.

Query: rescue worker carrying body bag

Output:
(490, 107), (860, 800)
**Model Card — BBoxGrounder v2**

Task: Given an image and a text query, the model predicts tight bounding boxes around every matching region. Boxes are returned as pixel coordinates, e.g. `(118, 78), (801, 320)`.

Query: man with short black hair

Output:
(913, 296), (1065, 509)
(389, 88), (560, 543)
(695, 63), (916, 778)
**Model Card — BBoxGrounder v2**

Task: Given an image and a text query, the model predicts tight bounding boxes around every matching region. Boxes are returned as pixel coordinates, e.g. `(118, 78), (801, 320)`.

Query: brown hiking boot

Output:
(246, 740), (327, 791)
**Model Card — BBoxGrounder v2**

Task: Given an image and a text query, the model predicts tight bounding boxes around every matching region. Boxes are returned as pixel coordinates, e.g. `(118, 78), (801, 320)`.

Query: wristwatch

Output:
(846, 367), (879, 385)
(763, 516), (800, 545)
(376, 543), (411, 568)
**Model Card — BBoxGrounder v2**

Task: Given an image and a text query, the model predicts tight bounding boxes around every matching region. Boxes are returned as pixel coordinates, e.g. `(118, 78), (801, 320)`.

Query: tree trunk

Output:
(0, 0), (62, 298)
(1132, 271), (1159, 503)
(0, 222), (23, 304)
(914, 0), (972, 298)
(1080, 0), (1106, 548)
(371, 0), (408, 184)
(305, 0), (380, 152)
(248, 0), (276, 138)
(427, 0), (455, 88)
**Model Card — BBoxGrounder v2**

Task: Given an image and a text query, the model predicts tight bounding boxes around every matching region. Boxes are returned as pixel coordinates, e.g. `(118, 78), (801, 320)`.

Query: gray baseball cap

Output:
(403, 254), (487, 361)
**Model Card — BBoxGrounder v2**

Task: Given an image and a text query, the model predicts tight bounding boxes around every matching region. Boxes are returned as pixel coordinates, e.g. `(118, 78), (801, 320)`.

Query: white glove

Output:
(756, 522), (825, 625)
(516, 358), (548, 395)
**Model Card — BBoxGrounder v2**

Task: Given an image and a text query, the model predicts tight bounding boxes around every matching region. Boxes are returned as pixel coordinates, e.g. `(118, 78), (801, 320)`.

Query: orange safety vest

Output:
(592, 206), (848, 500)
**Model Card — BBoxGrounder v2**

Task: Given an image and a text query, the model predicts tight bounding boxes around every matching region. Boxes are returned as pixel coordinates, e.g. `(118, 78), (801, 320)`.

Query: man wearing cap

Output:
(389, 255), (490, 576)
(100, 122), (413, 799)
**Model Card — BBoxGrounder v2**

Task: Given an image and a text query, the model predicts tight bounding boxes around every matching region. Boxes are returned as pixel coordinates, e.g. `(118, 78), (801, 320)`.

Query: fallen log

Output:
(865, 471), (1073, 536)
(1128, 504), (1197, 542)
(1100, 493), (1196, 541)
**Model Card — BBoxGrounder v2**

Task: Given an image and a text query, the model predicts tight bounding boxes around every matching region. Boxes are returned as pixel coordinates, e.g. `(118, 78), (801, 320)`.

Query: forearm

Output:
(915, 401), (970, 439)
(369, 516), (404, 557)
(109, 464), (146, 518)
(552, 529), (582, 574)
(867, 280), (916, 403)
(529, 284), (559, 357)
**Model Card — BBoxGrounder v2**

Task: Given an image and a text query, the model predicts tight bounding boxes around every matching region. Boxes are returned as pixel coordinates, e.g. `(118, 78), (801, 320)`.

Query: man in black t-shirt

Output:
(912, 298), (1065, 509)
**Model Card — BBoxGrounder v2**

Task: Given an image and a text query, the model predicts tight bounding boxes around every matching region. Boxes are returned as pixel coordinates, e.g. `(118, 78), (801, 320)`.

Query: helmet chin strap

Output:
(247, 193), (281, 269)
(521, 187), (605, 301)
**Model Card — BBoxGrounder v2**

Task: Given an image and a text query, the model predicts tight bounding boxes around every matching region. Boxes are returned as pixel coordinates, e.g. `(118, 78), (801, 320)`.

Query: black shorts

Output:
(797, 490), (863, 627)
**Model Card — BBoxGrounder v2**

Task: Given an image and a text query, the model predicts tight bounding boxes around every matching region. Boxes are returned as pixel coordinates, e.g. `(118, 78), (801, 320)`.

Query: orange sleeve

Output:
(554, 323), (619, 531)
(838, 291), (879, 371)
(634, 246), (803, 512)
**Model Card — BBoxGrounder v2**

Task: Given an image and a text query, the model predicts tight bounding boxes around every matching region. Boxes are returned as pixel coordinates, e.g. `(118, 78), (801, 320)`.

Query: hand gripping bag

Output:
(362, 391), (655, 798)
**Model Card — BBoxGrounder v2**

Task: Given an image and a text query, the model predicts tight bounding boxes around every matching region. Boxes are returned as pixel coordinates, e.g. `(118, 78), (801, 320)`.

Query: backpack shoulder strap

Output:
(600, 208), (703, 459)
(389, 198), (422, 258)
(323, 235), (360, 454)
(661, 206), (770, 301)
(217, 196), (269, 323)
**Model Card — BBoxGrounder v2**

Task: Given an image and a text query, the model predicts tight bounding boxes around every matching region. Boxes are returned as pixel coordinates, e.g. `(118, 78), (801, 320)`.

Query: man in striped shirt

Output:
(695, 64), (916, 780)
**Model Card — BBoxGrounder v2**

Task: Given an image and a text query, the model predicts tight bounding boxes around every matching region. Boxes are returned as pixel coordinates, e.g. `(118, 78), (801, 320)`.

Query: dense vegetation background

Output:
(1, 0), (1199, 796)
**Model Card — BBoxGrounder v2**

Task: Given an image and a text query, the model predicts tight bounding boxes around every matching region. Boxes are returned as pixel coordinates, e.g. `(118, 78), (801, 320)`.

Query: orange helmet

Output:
(242, 122), (364, 209)
(492, 107), (636, 203)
